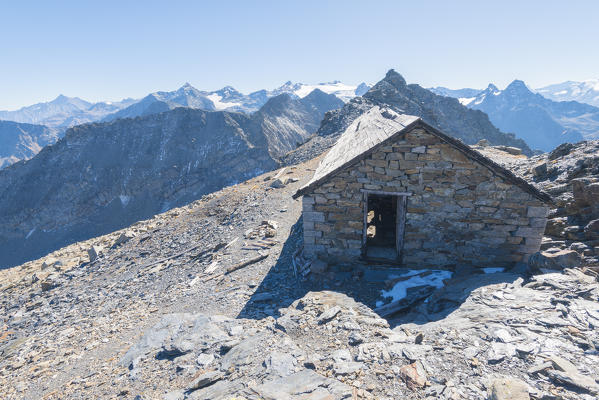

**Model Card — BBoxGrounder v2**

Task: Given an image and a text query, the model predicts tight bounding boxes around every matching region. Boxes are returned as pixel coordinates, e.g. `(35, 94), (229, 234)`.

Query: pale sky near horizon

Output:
(1, 0), (597, 109)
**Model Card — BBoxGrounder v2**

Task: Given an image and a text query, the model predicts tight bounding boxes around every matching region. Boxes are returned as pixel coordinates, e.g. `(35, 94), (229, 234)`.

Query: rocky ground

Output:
(1, 143), (599, 399)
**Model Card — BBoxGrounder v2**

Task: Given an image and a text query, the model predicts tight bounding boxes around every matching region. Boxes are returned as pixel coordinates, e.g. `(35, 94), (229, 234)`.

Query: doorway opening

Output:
(366, 194), (398, 259)
(362, 191), (408, 262)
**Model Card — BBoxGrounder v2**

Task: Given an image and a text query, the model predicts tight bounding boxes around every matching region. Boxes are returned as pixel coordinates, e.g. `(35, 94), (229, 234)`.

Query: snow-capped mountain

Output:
(536, 79), (599, 107)
(0, 95), (136, 129)
(103, 81), (369, 121)
(429, 87), (482, 102)
(467, 80), (599, 151)
(271, 80), (369, 102)
(0, 80), (365, 168)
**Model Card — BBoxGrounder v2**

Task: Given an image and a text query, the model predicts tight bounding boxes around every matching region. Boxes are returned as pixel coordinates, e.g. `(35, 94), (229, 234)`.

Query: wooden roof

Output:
(293, 106), (552, 204)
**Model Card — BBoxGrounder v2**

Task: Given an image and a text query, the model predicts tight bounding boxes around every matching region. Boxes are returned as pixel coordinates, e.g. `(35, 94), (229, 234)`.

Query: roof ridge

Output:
(294, 112), (552, 204)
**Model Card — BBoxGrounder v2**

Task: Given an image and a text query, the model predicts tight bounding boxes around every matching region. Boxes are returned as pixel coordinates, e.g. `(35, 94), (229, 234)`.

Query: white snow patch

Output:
(375, 270), (453, 307)
(459, 97), (475, 106)
(25, 227), (36, 239)
(293, 82), (358, 102)
(483, 267), (505, 274)
(206, 94), (242, 110)
(119, 195), (131, 207)
(554, 90), (568, 96)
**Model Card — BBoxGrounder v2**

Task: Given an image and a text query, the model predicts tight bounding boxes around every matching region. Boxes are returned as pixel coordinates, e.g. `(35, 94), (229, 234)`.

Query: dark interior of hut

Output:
(366, 194), (397, 260)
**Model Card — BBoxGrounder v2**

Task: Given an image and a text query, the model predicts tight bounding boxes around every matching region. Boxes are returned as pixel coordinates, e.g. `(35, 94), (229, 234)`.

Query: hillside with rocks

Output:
(1, 154), (598, 400)
(0, 91), (342, 269)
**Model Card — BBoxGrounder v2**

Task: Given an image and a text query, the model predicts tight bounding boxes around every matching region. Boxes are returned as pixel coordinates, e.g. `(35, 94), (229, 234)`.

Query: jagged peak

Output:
(486, 83), (499, 92)
(505, 79), (532, 93)
(383, 69), (407, 88)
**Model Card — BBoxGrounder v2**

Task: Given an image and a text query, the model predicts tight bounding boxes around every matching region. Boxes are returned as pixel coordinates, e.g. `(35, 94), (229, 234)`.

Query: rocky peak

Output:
(355, 82), (371, 96)
(485, 83), (500, 93)
(382, 68), (407, 89)
(504, 79), (535, 97)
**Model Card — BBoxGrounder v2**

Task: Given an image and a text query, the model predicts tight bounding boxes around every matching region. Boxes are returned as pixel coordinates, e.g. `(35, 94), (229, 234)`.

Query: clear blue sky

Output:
(1, 0), (597, 109)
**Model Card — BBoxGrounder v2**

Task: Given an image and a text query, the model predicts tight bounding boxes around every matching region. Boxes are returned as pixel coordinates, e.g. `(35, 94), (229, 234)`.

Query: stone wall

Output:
(302, 127), (549, 268)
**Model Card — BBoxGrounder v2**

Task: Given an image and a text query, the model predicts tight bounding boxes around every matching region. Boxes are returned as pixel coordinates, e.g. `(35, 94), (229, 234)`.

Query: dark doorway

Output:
(365, 194), (398, 259)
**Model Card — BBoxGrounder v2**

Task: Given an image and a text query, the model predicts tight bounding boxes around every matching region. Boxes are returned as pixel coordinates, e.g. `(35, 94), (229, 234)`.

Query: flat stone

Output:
(196, 353), (214, 367)
(188, 370), (224, 390)
(546, 369), (599, 394)
(528, 249), (582, 271)
(334, 361), (363, 375)
(317, 306), (342, 324)
(252, 369), (352, 399)
(490, 378), (529, 400)
(264, 351), (296, 377)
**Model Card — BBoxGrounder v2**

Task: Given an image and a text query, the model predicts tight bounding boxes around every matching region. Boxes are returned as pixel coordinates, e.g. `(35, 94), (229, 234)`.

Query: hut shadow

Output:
(236, 217), (527, 329)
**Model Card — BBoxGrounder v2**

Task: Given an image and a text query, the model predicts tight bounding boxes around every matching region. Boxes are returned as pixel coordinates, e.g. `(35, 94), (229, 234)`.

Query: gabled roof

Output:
(293, 106), (552, 204)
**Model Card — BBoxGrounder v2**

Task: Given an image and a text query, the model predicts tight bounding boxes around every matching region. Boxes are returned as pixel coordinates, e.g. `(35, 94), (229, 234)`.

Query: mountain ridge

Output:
(0, 92), (342, 268)
(468, 79), (599, 151)
(311, 69), (532, 155)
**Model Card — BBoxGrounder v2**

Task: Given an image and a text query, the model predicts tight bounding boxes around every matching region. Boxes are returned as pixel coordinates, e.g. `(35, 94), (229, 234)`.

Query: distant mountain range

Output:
(290, 69), (532, 165)
(0, 81), (368, 168)
(0, 81), (368, 128)
(431, 80), (599, 151)
(537, 80), (599, 107)
(0, 90), (343, 268)
(0, 95), (137, 129)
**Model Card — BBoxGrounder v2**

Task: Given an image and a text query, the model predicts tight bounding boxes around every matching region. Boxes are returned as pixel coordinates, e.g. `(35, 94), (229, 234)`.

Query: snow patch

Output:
(459, 97), (475, 106)
(293, 82), (359, 102)
(206, 94), (242, 111)
(483, 267), (505, 274)
(119, 195), (131, 207)
(376, 270), (453, 307)
(25, 227), (36, 239)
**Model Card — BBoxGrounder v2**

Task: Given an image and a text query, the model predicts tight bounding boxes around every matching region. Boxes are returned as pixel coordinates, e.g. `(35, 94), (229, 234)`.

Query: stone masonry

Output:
(301, 127), (549, 268)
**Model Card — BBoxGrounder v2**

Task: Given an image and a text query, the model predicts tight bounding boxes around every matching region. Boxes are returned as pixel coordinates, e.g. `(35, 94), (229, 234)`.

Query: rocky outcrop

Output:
(0, 92), (342, 268)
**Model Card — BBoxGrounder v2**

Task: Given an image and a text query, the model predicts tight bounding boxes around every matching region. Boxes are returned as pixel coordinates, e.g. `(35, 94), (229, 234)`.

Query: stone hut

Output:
(293, 107), (552, 268)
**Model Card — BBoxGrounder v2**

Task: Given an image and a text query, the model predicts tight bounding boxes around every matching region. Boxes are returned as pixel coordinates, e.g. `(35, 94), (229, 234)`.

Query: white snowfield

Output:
(536, 79), (599, 107)
(293, 81), (360, 102)
(205, 93), (243, 111)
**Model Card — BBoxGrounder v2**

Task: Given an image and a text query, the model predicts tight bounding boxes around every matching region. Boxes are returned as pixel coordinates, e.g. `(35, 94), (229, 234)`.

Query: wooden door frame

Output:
(360, 189), (411, 261)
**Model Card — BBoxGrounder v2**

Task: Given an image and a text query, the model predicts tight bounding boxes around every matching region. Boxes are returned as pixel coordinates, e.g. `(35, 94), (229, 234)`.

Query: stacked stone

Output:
(303, 128), (549, 268)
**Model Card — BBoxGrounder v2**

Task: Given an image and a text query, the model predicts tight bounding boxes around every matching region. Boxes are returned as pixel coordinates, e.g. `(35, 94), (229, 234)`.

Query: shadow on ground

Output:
(237, 216), (526, 328)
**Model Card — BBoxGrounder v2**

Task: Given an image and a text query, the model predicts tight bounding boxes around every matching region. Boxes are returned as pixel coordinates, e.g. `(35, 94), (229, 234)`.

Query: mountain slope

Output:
(255, 89), (344, 158)
(469, 80), (599, 151)
(537, 79), (599, 107)
(0, 121), (58, 168)
(0, 93), (342, 268)
(313, 69), (532, 154)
